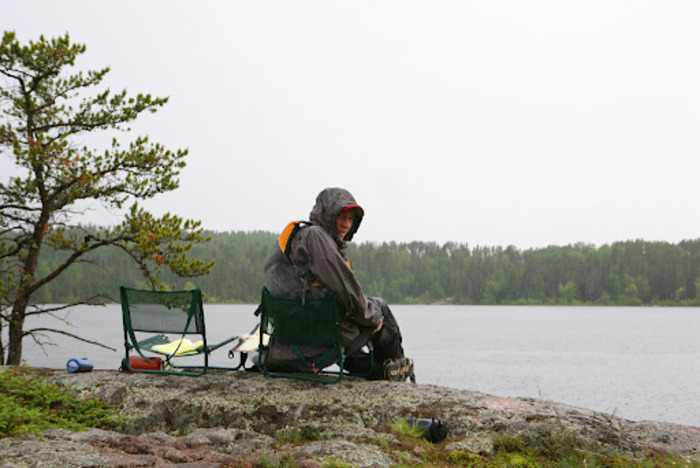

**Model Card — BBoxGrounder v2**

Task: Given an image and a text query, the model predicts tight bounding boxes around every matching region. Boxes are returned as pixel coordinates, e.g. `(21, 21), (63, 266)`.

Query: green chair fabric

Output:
(120, 286), (240, 376)
(256, 286), (373, 383)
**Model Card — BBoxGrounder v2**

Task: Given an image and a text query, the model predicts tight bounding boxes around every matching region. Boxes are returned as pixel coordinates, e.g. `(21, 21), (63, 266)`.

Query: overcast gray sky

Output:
(3, 1), (699, 249)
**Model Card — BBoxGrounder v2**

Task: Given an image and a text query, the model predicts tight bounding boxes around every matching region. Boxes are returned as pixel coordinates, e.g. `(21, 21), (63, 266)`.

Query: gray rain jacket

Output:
(263, 187), (383, 369)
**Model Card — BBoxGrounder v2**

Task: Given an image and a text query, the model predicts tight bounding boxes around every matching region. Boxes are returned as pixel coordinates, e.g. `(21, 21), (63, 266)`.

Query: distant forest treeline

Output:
(32, 229), (700, 306)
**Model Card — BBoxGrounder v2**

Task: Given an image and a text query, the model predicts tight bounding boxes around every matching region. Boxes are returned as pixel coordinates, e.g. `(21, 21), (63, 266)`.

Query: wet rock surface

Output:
(1, 369), (699, 467)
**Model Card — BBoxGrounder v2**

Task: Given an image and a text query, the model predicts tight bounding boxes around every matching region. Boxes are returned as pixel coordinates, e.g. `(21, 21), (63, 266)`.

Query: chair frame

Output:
(120, 285), (240, 376)
(256, 286), (374, 383)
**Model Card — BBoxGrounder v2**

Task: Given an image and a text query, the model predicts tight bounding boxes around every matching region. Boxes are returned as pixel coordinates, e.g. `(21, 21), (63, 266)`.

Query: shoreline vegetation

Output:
(1, 366), (699, 467)
(31, 229), (700, 307)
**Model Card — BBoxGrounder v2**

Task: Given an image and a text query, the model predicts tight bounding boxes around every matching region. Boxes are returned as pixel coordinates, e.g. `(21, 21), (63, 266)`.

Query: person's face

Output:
(336, 210), (355, 241)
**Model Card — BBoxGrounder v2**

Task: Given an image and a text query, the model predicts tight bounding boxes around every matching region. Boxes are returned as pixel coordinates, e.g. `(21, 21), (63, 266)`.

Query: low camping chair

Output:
(256, 286), (374, 383)
(120, 286), (241, 376)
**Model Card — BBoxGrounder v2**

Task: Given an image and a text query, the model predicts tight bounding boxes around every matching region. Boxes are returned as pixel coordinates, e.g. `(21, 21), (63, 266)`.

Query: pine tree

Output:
(0, 32), (213, 365)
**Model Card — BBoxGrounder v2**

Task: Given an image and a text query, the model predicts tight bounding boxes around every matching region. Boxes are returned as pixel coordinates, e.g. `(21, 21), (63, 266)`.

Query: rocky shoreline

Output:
(1, 369), (699, 467)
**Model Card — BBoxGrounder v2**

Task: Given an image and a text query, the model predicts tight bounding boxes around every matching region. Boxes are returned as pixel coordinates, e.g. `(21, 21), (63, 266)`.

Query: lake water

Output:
(18, 304), (700, 428)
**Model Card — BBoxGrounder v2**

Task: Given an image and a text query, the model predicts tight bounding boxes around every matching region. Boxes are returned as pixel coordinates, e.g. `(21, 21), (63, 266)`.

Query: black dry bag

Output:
(407, 417), (448, 443)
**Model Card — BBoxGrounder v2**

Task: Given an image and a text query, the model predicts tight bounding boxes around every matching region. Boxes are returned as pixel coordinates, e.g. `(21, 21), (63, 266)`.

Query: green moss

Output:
(321, 459), (354, 468)
(491, 432), (700, 468)
(259, 452), (299, 468)
(276, 424), (326, 444)
(0, 366), (122, 438)
(383, 429), (700, 467)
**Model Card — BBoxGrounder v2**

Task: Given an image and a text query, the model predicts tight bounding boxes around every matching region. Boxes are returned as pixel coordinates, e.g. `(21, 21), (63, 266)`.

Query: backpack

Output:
(278, 220), (312, 258)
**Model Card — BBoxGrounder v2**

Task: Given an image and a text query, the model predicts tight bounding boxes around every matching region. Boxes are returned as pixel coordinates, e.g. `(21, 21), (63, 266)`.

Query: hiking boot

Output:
(383, 357), (416, 383)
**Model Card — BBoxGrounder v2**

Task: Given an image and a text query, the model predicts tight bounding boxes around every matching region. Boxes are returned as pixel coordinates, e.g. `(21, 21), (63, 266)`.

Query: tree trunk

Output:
(6, 299), (27, 365)
(6, 219), (45, 365)
(0, 320), (4, 364)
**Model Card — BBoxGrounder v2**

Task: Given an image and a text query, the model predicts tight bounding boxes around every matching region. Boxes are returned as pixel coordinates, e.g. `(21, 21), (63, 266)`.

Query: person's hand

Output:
(372, 318), (384, 334)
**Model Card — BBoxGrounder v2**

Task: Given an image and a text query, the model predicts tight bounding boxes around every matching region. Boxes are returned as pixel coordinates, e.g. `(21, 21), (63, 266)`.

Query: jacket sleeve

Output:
(292, 227), (382, 329)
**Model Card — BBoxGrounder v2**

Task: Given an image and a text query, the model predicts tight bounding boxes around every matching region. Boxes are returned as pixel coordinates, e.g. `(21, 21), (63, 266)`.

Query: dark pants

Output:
(344, 298), (405, 380)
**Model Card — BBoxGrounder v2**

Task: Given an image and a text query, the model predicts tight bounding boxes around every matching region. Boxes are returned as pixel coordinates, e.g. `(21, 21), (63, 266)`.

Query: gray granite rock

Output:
(0, 368), (698, 467)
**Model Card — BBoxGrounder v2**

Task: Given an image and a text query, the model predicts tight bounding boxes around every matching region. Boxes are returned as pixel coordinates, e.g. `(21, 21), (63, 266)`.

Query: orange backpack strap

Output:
(278, 220), (312, 257)
(277, 220), (315, 303)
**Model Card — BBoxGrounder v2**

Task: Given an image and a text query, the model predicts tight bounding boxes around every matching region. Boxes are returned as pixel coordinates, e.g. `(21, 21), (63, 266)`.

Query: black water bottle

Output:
(407, 417), (448, 443)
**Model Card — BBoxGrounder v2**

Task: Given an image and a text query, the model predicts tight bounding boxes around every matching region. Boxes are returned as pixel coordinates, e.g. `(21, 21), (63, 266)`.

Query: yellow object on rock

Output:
(151, 338), (204, 356)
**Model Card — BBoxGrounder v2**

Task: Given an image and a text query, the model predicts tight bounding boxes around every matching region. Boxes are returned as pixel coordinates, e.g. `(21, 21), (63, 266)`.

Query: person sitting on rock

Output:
(263, 187), (415, 382)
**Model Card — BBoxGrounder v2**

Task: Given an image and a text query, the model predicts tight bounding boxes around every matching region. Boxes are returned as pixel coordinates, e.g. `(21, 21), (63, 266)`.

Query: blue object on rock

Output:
(66, 358), (93, 373)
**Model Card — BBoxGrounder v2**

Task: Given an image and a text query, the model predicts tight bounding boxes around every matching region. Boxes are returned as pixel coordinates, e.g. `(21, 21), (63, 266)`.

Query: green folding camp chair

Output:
(120, 286), (241, 376)
(256, 286), (373, 383)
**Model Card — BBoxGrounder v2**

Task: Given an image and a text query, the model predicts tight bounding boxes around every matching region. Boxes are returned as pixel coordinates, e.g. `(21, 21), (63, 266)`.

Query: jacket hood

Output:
(309, 187), (364, 243)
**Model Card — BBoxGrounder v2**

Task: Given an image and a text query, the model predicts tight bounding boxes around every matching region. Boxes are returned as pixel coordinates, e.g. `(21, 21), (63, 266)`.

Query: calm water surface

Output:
(20, 304), (700, 427)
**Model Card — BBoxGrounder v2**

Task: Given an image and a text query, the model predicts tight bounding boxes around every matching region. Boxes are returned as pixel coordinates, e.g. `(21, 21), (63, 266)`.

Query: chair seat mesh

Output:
(261, 289), (340, 346)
